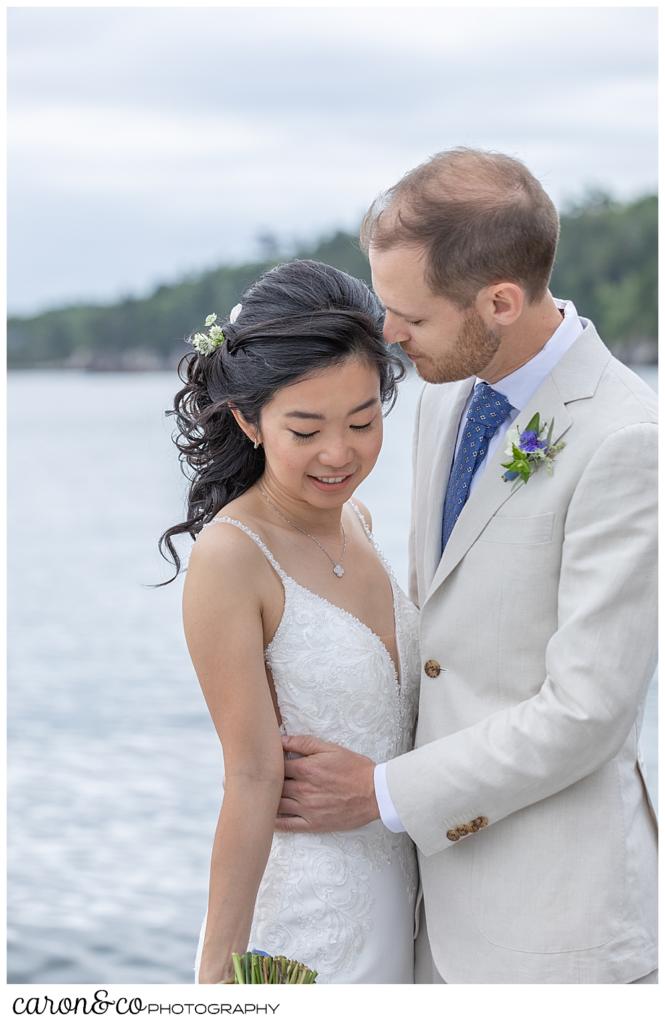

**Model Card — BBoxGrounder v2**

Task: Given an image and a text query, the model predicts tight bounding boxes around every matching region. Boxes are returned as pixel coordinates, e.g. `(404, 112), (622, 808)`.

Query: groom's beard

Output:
(416, 308), (502, 384)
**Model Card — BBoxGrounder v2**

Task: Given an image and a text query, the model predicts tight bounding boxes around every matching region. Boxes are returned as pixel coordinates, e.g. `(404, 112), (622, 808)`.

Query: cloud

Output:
(7, 5), (658, 314)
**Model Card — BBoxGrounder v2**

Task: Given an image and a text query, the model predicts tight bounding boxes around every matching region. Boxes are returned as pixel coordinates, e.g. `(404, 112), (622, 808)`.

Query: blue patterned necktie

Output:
(441, 382), (513, 553)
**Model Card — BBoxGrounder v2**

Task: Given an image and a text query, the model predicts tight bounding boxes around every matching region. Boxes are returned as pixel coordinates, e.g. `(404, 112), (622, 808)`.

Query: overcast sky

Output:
(7, 5), (658, 317)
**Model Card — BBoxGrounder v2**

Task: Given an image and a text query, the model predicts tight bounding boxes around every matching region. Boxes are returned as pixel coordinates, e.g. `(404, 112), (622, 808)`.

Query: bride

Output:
(159, 260), (420, 983)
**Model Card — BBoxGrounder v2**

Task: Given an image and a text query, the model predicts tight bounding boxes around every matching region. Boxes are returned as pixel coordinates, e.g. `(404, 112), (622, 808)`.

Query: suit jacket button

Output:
(457, 824), (469, 836)
(424, 659), (441, 678)
(446, 828), (460, 842)
(475, 816), (489, 829)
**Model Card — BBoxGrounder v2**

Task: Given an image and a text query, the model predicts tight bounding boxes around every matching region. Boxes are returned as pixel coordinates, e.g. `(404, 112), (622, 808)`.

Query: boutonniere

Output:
(501, 413), (565, 488)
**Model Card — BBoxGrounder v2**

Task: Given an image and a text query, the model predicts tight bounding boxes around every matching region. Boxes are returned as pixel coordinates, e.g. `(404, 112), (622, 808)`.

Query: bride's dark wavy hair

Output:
(157, 259), (404, 584)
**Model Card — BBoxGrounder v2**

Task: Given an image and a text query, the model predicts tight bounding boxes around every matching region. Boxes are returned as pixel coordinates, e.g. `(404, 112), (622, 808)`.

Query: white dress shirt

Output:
(374, 298), (586, 832)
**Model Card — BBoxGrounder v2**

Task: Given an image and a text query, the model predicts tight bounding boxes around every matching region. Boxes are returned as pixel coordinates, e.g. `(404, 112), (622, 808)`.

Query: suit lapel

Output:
(423, 323), (611, 604)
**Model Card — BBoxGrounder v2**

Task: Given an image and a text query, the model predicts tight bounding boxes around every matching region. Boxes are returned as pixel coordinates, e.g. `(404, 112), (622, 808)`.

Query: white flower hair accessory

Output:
(229, 303), (242, 324)
(190, 313), (225, 356)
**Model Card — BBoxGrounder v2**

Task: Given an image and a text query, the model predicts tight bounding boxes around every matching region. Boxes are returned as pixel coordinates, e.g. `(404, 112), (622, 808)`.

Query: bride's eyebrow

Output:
(284, 398), (379, 421)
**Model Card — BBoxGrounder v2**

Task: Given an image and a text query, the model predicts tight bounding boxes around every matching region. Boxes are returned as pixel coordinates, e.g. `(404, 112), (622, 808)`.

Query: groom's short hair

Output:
(360, 148), (560, 308)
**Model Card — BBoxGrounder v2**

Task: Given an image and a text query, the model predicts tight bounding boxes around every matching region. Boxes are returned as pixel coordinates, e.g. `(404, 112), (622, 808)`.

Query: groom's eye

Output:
(407, 319), (423, 326)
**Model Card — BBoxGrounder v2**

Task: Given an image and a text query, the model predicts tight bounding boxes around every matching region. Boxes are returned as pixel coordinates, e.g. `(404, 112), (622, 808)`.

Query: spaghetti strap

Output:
(348, 500), (399, 589)
(201, 515), (288, 582)
(348, 499), (372, 539)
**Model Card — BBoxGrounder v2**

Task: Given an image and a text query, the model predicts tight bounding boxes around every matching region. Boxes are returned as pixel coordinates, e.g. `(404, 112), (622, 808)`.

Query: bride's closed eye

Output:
(290, 420), (375, 442)
(290, 430), (319, 441)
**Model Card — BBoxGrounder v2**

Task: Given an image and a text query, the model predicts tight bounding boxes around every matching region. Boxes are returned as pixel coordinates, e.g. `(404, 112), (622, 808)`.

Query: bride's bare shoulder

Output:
(187, 502), (270, 590)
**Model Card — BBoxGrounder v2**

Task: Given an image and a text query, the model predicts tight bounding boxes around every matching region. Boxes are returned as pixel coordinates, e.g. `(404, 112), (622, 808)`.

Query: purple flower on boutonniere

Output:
(501, 412), (565, 488)
(516, 429), (547, 453)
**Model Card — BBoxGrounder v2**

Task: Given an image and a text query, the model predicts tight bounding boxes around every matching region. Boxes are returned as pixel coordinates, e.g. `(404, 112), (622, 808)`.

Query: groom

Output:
(275, 148), (658, 983)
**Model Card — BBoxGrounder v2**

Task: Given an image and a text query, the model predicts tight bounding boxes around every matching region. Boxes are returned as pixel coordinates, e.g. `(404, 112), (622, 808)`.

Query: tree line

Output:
(7, 192), (657, 370)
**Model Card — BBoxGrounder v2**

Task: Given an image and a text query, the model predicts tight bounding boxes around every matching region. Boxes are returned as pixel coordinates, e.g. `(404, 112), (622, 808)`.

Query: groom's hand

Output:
(275, 735), (379, 833)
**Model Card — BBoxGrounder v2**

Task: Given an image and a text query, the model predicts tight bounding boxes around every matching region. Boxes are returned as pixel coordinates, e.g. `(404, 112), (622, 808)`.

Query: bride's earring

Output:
(253, 437), (261, 449)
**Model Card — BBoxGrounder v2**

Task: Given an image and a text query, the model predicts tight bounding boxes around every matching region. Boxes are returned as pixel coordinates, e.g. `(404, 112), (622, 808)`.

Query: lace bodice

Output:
(205, 501), (420, 761)
(195, 501), (421, 983)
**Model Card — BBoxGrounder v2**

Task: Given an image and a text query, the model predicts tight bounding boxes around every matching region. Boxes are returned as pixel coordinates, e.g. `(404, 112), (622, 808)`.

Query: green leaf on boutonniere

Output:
(525, 412), (541, 434)
(513, 448), (531, 476)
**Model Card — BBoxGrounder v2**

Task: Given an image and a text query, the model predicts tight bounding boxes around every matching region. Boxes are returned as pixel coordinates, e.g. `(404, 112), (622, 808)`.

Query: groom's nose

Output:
(383, 311), (410, 346)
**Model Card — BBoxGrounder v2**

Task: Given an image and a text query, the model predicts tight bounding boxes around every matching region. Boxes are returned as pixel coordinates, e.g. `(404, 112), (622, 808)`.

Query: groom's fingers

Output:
(282, 757), (309, 780)
(280, 780), (303, 800)
(281, 734), (333, 756)
(275, 810), (311, 832)
(276, 796), (303, 816)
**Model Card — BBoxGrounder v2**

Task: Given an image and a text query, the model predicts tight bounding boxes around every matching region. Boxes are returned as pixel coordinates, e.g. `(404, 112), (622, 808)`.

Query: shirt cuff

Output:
(374, 761), (407, 833)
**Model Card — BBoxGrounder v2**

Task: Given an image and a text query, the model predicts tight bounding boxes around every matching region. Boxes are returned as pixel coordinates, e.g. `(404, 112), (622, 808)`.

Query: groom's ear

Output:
(477, 282), (524, 327)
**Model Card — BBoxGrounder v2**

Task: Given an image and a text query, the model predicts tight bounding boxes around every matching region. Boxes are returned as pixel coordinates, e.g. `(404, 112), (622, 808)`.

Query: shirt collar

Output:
(476, 298), (586, 412)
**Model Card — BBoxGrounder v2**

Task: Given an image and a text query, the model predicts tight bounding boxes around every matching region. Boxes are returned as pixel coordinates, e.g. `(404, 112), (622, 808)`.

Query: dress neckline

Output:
(268, 571), (403, 692)
(206, 502), (404, 690)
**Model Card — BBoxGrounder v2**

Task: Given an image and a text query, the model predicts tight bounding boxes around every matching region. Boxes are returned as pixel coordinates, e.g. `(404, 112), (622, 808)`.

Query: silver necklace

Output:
(258, 485), (347, 578)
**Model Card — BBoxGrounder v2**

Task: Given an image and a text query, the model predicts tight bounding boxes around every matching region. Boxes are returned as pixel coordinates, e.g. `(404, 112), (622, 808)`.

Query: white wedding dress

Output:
(193, 502), (420, 983)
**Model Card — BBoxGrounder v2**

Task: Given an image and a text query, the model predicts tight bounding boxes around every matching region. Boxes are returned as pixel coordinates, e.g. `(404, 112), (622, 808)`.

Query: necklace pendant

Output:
(333, 564), (345, 578)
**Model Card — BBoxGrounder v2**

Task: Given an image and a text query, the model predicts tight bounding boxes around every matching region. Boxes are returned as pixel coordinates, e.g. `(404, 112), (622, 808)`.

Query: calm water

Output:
(7, 367), (658, 983)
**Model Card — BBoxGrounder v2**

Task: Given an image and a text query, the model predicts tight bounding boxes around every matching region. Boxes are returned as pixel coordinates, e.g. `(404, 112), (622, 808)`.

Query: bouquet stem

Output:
(230, 952), (317, 984)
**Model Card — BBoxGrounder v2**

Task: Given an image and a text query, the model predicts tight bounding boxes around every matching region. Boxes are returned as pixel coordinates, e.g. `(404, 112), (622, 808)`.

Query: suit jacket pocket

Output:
(479, 512), (555, 545)
(470, 762), (626, 953)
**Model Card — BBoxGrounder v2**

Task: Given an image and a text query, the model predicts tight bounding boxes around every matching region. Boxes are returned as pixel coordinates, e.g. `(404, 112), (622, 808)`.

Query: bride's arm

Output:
(183, 525), (284, 984)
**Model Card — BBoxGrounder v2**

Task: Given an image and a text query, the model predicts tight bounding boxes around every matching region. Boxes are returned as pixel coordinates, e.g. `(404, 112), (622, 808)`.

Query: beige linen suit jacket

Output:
(387, 322), (658, 983)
